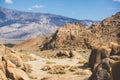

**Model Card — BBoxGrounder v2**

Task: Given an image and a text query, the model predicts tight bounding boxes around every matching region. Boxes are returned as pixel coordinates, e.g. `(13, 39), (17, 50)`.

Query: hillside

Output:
(41, 12), (120, 50)
(14, 12), (120, 52)
(0, 7), (99, 40)
(89, 12), (120, 44)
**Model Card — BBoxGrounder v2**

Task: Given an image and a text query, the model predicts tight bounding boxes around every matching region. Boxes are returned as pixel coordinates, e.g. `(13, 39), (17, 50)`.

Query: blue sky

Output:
(0, 0), (120, 20)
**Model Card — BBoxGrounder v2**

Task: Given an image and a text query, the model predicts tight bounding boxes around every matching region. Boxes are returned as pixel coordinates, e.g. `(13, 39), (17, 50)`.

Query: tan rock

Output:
(0, 70), (7, 80)
(7, 67), (30, 80)
(89, 46), (111, 71)
(3, 53), (24, 68)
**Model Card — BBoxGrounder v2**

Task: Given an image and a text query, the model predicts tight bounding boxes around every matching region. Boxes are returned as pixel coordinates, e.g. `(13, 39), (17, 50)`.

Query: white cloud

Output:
(28, 4), (45, 11)
(32, 5), (45, 8)
(28, 8), (33, 10)
(108, 7), (120, 10)
(113, 0), (120, 2)
(5, 0), (13, 4)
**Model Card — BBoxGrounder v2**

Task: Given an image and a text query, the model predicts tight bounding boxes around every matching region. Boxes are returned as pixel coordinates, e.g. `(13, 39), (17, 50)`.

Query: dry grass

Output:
(47, 65), (68, 74)
(21, 54), (37, 62)
(41, 65), (70, 74)
(77, 59), (87, 64)
(29, 75), (38, 79)
(46, 60), (56, 64)
(41, 65), (51, 71)
(69, 66), (78, 72)
(24, 64), (32, 73)
(41, 77), (50, 80)
(74, 69), (91, 75)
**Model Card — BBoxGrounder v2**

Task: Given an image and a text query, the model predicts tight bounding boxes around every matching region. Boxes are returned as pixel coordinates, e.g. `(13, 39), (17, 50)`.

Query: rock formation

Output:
(88, 42), (120, 80)
(89, 46), (111, 71)
(0, 44), (30, 80)
(41, 22), (97, 50)
(40, 12), (120, 51)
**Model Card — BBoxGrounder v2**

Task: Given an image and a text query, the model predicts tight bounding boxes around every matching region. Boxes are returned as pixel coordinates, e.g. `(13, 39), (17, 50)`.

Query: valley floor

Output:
(25, 54), (91, 80)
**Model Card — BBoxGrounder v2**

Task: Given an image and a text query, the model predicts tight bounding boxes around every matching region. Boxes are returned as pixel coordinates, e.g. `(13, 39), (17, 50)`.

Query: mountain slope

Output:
(0, 7), (99, 39)
(13, 12), (120, 54)
(89, 12), (120, 44)
(40, 12), (120, 50)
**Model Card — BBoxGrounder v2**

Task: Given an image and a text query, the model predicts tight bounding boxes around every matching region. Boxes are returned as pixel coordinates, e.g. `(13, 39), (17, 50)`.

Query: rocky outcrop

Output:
(0, 45), (30, 80)
(89, 12), (120, 45)
(89, 58), (120, 80)
(41, 22), (97, 50)
(89, 46), (111, 71)
(88, 13), (120, 79)
(40, 12), (120, 51)
(88, 43), (120, 80)
(3, 53), (24, 68)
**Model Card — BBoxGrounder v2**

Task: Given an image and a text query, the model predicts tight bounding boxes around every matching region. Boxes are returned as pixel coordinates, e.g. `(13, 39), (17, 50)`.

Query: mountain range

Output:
(0, 7), (100, 40)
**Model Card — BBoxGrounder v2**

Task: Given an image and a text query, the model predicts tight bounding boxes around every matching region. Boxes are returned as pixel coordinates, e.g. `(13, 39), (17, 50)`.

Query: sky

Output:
(0, 0), (120, 20)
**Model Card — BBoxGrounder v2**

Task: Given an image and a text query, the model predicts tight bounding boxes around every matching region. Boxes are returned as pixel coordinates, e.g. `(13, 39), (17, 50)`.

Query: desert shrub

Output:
(21, 54), (37, 62)
(42, 65), (70, 74)
(46, 61), (56, 64)
(69, 66), (78, 72)
(64, 65), (70, 68)
(48, 68), (66, 74)
(41, 77), (49, 80)
(24, 64), (32, 73)
(41, 65), (51, 71)
(83, 62), (89, 67)
(18, 49), (24, 52)
(74, 70), (91, 75)
(29, 75), (37, 79)
(48, 65), (67, 74)
(77, 59), (87, 64)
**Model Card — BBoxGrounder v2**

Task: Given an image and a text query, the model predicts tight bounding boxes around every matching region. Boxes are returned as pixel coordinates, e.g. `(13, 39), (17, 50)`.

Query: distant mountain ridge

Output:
(0, 7), (100, 39)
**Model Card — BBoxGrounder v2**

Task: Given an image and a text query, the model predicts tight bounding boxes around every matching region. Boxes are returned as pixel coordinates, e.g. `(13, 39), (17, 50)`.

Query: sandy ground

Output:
(25, 54), (91, 80)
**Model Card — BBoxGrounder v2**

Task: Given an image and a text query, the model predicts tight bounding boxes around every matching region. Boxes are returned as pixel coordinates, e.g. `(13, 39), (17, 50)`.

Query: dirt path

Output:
(26, 54), (91, 80)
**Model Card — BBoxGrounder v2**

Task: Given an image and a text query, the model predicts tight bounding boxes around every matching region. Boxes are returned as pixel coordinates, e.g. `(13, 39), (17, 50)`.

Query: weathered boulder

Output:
(89, 58), (120, 80)
(56, 50), (70, 58)
(0, 60), (6, 74)
(89, 46), (111, 71)
(110, 60), (120, 80)
(89, 43), (120, 80)
(110, 42), (120, 55)
(3, 53), (24, 68)
(0, 44), (30, 80)
(110, 55), (120, 60)
(0, 70), (7, 80)
(56, 50), (82, 58)
(89, 58), (112, 80)
(7, 67), (30, 80)
(5, 58), (30, 80)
